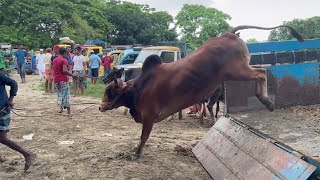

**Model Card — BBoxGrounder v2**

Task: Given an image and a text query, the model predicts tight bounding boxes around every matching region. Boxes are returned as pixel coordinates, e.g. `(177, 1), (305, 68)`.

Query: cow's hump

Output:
(142, 55), (162, 74)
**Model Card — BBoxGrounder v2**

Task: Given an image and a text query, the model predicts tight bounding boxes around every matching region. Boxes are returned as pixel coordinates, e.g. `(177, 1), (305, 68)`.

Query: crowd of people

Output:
(0, 45), (117, 172)
(12, 45), (116, 116)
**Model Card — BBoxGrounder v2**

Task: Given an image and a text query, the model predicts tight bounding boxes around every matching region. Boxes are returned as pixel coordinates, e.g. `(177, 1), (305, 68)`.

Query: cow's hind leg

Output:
(230, 67), (275, 111)
(253, 68), (275, 111)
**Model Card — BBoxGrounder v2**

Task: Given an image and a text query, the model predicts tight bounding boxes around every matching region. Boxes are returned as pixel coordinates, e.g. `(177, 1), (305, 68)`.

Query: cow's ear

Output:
(114, 79), (118, 87)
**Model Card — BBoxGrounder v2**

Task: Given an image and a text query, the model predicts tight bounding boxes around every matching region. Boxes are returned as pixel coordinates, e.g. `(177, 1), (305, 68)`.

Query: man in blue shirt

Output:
(89, 51), (101, 84)
(14, 45), (29, 83)
(65, 47), (73, 66)
(0, 69), (36, 171)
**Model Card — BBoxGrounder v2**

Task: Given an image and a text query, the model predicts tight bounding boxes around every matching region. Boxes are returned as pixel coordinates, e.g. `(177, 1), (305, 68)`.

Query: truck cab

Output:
(115, 46), (181, 81)
(117, 47), (141, 65)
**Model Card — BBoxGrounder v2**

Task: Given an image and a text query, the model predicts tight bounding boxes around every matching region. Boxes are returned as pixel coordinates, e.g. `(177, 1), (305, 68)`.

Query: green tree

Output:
(246, 38), (259, 43)
(105, 0), (177, 45)
(268, 16), (320, 41)
(175, 4), (231, 49)
(0, 0), (111, 49)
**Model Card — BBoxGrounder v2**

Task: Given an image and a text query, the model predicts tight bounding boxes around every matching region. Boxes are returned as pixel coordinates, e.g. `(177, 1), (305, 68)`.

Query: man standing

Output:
(13, 45), (29, 83)
(66, 47), (73, 68)
(43, 48), (53, 93)
(53, 47), (75, 114)
(0, 68), (36, 171)
(89, 51), (101, 84)
(72, 46), (86, 97)
(36, 49), (45, 80)
(101, 53), (112, 77)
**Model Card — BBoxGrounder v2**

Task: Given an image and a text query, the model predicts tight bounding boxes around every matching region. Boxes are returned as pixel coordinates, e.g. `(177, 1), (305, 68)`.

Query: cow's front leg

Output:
(178, 110), (182, 120)
(127, 119), (154, 161)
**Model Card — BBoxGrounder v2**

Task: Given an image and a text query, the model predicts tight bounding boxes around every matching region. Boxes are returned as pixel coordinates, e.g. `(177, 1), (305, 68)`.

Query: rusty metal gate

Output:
(226, 39), (320, 113)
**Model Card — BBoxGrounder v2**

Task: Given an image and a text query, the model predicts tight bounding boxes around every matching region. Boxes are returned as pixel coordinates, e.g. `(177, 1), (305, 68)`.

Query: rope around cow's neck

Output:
(106, 94), (122, 107)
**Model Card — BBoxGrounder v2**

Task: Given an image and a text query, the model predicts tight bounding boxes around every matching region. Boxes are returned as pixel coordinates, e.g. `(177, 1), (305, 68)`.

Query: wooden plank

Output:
(192, 116), (317, 180)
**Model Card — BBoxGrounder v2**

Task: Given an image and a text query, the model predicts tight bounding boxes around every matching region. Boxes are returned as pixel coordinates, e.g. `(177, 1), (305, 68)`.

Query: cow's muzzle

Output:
(99, 102), (112, 112)
(99, 95), (122, 112)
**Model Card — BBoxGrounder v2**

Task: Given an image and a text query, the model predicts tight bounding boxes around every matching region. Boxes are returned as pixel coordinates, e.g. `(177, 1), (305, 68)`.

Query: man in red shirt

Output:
(102, 53), (112, 77)
(52, 47), (75, 115)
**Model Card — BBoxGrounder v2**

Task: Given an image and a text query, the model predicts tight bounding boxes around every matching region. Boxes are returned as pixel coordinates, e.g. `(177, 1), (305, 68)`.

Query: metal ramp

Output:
(192, 116), (320, 180)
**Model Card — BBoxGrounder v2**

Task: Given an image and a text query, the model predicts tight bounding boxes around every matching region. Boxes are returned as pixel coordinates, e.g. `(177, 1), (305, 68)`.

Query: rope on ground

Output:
(13, 102), (99, 111)
(10, 109), (44, 117)
(10, 103), (99, 118)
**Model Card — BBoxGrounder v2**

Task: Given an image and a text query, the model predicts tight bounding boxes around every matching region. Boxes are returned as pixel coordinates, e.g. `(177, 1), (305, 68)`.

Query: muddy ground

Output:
(0, 74), (319, 180)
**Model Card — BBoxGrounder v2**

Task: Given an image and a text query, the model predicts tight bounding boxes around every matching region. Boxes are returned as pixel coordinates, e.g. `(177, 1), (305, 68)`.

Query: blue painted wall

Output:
(247, 39), (320, 53)
(266, 63), (319, 86)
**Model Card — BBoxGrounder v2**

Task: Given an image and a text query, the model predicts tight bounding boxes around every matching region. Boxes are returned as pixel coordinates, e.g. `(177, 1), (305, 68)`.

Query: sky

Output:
(123, 0), (319, 41)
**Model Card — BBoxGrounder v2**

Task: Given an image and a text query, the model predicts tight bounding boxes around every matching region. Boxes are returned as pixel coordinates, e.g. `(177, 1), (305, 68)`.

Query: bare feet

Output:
(24, 153), (36, 172)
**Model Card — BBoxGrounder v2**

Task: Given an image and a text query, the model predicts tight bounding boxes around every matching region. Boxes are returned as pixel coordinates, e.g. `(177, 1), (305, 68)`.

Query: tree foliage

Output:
(0, 0), (110, 49)
(268, 16), (320, 41)
(175, 4), (231, 49)
(246, 38), (259, 43)
(105, 0), (177, 45)
(0, 0), (235, 50)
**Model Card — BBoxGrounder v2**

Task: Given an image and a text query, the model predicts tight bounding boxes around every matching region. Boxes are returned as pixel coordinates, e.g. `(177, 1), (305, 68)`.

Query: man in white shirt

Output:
(36, 49), (45, 80)
(43, 48), (53, 93)
(72, 46), (87, 97)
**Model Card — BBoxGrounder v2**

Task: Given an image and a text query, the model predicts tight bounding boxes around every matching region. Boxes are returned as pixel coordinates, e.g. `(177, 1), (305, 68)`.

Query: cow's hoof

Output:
(258, 96), (275, 112)
(126, 154), (140, 161)
(264, 98), (275, 112)
(266, 102), (275, 112)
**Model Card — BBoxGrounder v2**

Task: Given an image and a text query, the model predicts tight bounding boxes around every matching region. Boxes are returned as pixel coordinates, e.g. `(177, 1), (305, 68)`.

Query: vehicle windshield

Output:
(134, 50), (160, 64)
(118, 52), (125, 60)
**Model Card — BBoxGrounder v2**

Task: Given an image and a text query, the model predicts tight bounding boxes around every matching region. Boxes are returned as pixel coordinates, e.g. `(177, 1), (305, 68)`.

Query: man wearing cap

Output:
(36, 49), (45, 80)
(43, 48), (53, 93)
(88, 50), (101, 84)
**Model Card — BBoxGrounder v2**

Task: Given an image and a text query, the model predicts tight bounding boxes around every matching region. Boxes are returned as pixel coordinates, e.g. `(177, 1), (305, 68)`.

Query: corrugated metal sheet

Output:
(192, 116), (317, 180)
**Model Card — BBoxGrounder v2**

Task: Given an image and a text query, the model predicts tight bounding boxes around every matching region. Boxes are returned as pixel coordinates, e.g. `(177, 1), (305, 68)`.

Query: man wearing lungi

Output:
(0, 69), (36, 172)
(52, 48), (75, 114)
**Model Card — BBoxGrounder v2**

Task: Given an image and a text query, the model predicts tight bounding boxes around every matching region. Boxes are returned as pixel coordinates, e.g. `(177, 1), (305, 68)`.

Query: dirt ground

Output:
(0, 74), (319, 180)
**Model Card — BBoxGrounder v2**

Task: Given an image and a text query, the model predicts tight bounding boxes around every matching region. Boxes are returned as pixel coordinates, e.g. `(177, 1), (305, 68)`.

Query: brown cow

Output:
(99, 25), (303, 160)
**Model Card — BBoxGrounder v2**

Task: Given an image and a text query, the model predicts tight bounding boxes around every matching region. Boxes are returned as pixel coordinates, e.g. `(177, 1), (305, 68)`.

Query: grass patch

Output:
(37, 79), (106, 99)
(38, 81), (45, 91)
(83, 80), (105, 99)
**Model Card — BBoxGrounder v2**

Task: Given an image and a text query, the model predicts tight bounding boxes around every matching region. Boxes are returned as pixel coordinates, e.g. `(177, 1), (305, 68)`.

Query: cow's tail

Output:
(230, 25), (304, 42)
(142, 54), (162, 74)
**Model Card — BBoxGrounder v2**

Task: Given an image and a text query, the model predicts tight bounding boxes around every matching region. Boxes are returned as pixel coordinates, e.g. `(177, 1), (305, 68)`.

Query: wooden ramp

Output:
(192, 116), (319, 180)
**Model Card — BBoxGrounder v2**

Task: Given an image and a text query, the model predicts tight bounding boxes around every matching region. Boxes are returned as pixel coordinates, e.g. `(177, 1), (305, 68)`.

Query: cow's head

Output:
(102, 67), (124, 84)
(99, 77), (129, 112)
